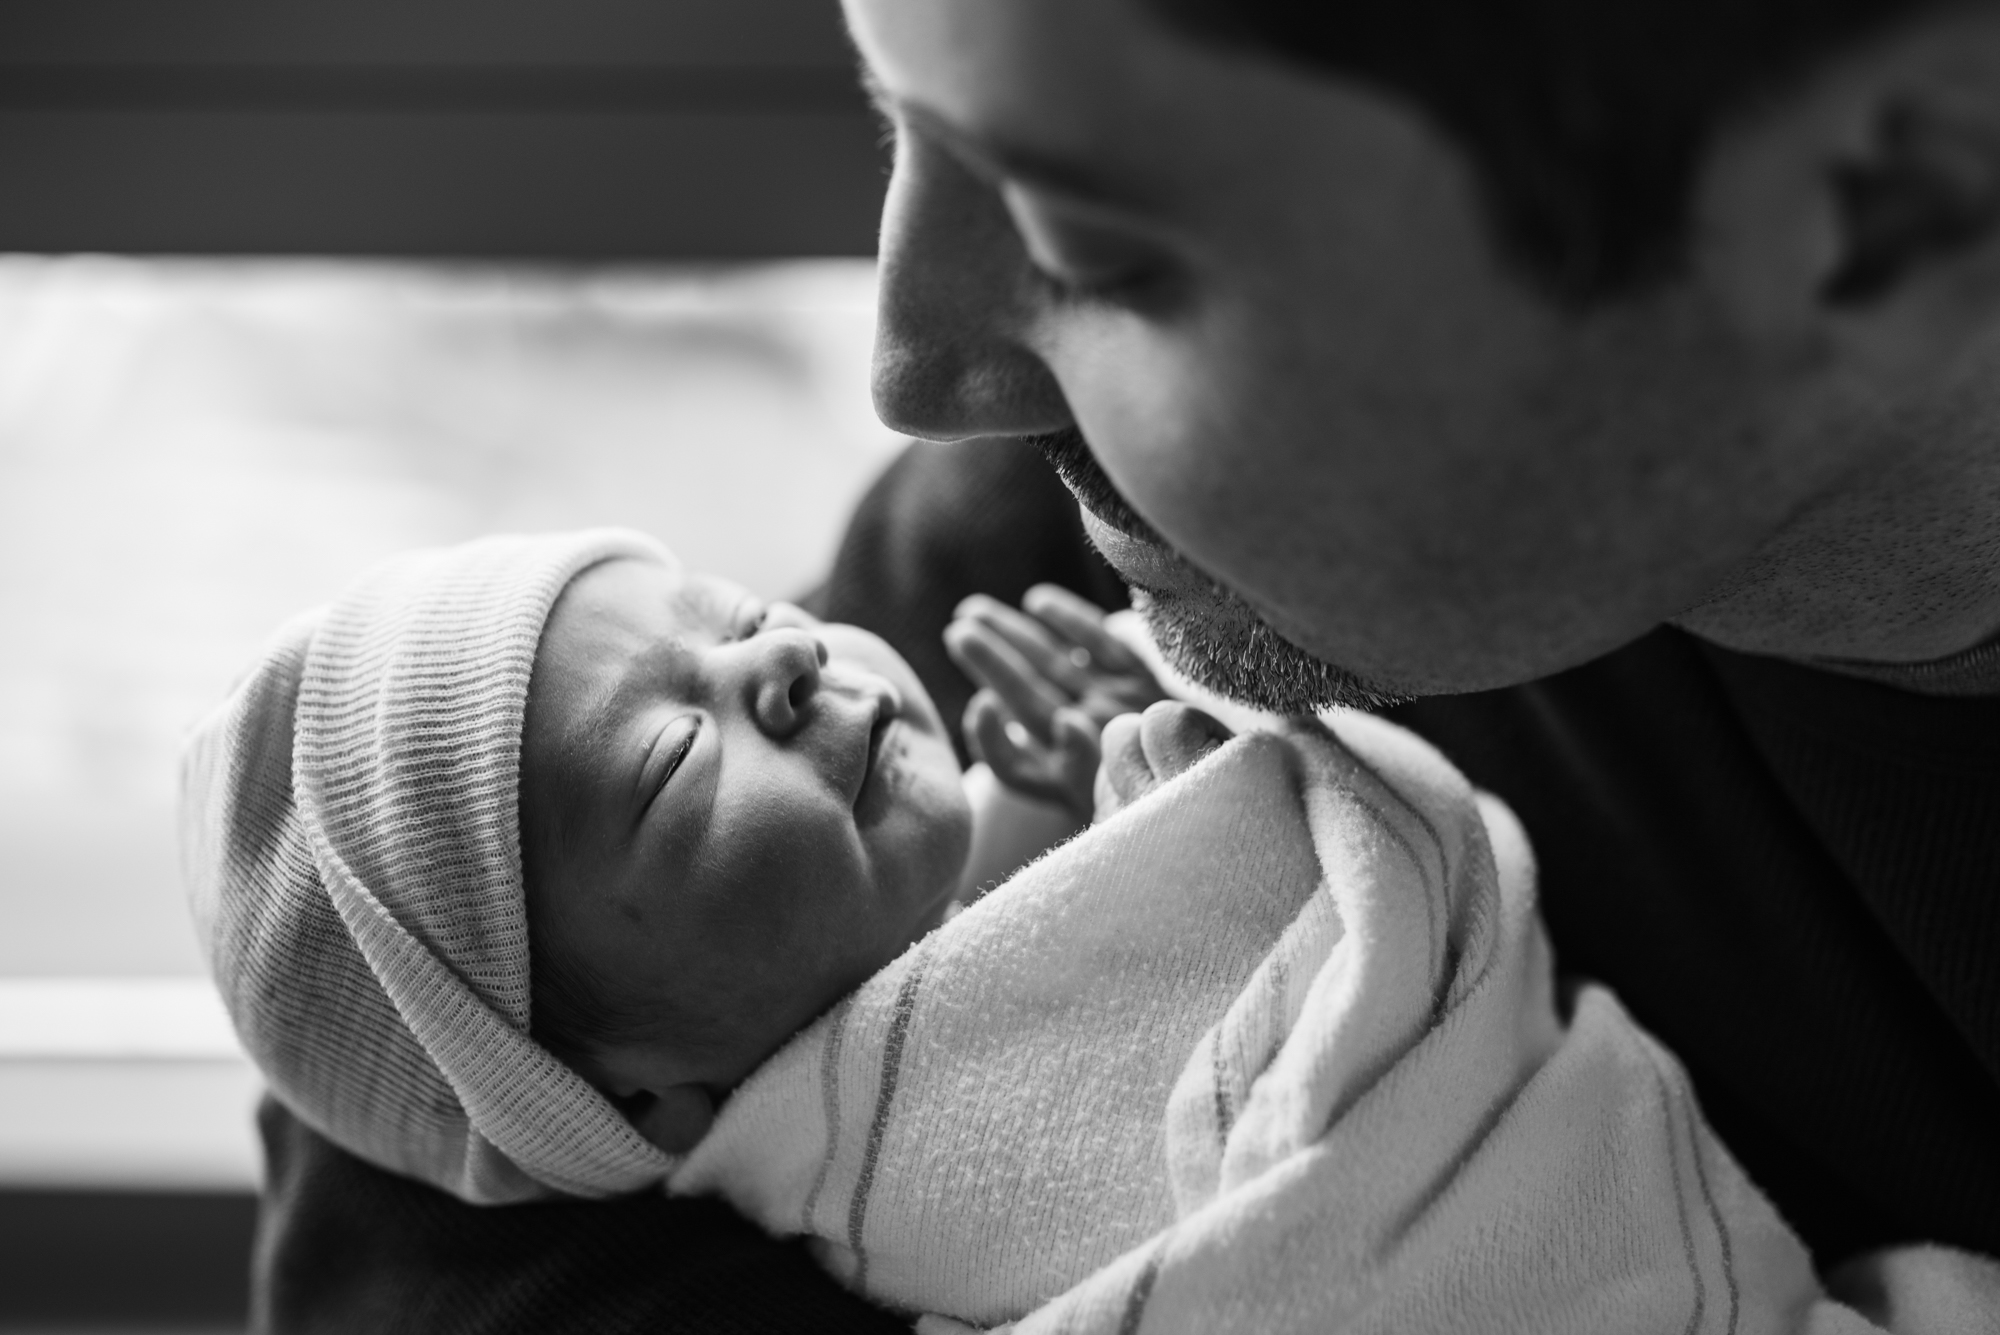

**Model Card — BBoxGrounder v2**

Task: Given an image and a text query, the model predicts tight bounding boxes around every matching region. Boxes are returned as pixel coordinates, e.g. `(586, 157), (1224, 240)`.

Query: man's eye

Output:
(1001, 185), (1173, 300)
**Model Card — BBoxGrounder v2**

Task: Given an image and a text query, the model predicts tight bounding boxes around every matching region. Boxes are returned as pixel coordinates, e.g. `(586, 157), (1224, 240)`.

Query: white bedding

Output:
(676, 712), (1908, 1333)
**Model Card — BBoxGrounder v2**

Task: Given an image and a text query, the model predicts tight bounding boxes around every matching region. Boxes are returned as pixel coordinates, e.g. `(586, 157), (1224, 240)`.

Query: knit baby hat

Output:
(181, 529), (681, 1203)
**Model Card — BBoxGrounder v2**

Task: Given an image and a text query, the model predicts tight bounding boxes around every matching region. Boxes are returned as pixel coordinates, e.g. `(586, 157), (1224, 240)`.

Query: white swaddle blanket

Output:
(673, 712), (1885, 1333)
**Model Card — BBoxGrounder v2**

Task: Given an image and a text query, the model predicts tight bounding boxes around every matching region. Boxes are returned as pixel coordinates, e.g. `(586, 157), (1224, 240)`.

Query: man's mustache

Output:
(1024, 427), (1410, 712)
(1024, 428), (1165, 546)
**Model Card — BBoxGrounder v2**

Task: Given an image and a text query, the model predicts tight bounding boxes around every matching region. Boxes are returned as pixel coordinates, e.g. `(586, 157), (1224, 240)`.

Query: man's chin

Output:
(1035, 427), (1411, 713)
(1080, 502), (1411, 713)
(1132, 584), (1413, 716)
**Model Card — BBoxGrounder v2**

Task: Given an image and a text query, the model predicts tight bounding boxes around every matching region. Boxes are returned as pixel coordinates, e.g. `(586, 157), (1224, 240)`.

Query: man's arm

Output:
(252, 1099), (912, 1335)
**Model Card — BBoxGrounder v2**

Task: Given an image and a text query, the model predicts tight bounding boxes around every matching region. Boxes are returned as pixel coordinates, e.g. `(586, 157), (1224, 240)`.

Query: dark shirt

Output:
(250, 1099), (911, 1335)
(251, 441), (1998, 1331)
(1392, 629), (2000, 1264)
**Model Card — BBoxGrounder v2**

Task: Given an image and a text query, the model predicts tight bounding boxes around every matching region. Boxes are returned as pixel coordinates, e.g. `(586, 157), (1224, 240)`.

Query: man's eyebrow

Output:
(864, 73), (1155, 210)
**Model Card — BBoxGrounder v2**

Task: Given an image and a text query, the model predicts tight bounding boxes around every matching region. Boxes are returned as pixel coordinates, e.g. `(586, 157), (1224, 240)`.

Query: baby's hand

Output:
(1095, 701), (1234, 822)
(944, 584), (1171, 823)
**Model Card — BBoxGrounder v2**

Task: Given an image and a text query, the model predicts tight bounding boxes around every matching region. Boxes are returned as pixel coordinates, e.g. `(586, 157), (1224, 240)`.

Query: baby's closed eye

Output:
(642, 716), (702, 805)
(758, 601), (825, 636)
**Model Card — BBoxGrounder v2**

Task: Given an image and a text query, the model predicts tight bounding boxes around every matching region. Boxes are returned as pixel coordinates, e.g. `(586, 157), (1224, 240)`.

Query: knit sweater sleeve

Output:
(251, 1099), (913, 1335)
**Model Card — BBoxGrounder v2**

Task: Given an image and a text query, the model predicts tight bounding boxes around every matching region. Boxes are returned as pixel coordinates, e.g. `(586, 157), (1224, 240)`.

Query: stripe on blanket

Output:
(848, 940), (935, 1294)
(1646, 1042), (1713, 1335)
(1117, 1238), (1166, 1335)
(1647, 1041), (1741, 1335)
(1339, 783), (1444, 991)
(800, 994), (856, 1236)
(1209, 1027), (1233, 1152)
(1261, 951), (1290, 1073)
(1335, 743), (1453, 989)
(1210, 950), (1293, 1155)
(1679, 1070), (1743, 1335)
(1337, 736), (1455, 887)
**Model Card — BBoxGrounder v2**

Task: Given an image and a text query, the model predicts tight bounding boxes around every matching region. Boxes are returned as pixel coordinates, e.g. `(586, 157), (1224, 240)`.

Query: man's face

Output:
(847, 0), (1832, 698)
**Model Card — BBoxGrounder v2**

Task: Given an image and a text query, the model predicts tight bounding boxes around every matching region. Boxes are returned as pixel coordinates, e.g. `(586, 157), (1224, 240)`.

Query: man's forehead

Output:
(844, 0), (1100, 107)
(846, 0), (1410, 216)
(846, 0), (1208, 189)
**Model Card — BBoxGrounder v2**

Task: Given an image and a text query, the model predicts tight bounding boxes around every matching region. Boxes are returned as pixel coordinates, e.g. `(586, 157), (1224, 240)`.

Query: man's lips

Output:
(1078, 508), (1211, 601)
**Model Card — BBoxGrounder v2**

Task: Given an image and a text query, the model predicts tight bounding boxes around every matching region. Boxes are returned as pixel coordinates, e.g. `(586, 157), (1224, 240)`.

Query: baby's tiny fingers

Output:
(952, 592), (1012, 623)
(946, 620), (1068, 738)
(1093, 765), (1123, 824)
(971, 690), (1084, 810)
(1022, 584), (1143, 674)
(1048, 706), (1102, 821)
(1098, 711), (1155, 811)
(1051, 704), (1101, 753)
(961, 596), (1093, 696)
(1137, 701), (1232, 783)
(965, 691), (1036, 776)
(961, 689), (1002, 768)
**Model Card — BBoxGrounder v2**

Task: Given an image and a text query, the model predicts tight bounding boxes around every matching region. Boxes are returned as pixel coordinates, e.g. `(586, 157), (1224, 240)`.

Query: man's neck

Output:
(1672, 408), (2000, 673)
(1798, 627), (2000, 696)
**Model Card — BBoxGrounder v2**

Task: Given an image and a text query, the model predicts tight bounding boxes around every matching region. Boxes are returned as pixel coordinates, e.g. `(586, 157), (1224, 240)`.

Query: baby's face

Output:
(522, 557), (971, 1096)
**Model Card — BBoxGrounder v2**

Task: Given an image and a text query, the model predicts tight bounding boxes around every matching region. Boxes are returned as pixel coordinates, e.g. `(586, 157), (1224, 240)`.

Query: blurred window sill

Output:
(0, 977), (258, 1191)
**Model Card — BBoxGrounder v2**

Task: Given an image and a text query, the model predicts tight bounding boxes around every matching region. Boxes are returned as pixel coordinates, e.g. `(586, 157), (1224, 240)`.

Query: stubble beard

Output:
(1029, 428), (1412, 715)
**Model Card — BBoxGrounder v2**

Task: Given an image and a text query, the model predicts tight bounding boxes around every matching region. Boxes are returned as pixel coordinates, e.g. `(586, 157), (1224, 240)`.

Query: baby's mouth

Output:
(864, 712), (894, 778)
(853, 691), (904, 819)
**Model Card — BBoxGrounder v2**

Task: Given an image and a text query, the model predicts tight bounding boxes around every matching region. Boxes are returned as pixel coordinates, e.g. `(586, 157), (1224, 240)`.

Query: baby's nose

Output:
(750, 629), (827, 736)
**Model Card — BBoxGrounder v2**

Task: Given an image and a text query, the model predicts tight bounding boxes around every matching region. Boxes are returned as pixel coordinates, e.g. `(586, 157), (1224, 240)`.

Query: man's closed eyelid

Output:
(1002, 188), (1178, 299)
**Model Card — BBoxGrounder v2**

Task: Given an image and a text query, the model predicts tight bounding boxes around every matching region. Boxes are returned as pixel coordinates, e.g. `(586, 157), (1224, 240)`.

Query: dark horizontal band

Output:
(0, 63), (870, 115)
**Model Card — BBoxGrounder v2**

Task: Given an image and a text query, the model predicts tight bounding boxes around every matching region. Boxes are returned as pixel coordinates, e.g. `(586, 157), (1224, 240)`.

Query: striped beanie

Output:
(181, 530), (680, 1203)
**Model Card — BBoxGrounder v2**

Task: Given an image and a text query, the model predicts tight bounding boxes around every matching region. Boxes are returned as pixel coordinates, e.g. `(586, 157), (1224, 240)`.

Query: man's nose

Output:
(747, 629), (828, 737)
(873, 131), (1075, 442)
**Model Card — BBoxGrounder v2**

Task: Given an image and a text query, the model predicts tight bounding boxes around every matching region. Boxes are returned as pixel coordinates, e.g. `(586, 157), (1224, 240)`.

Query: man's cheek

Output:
(1077, 509), (1215, 602)
(1048, 311), (1264, 552)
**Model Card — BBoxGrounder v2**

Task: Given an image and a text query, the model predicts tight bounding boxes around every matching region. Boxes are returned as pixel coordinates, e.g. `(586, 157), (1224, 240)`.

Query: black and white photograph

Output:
(1, 2), (1996, 1332)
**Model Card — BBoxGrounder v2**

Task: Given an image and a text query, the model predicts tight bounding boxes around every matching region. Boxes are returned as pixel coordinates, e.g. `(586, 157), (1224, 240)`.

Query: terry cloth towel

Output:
(674, 711), (1880, 1334)
(181, 530), (679, 1204)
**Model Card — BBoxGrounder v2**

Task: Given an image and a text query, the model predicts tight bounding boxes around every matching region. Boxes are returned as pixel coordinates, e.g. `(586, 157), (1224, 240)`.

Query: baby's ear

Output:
(625, 1084), (715, 1154)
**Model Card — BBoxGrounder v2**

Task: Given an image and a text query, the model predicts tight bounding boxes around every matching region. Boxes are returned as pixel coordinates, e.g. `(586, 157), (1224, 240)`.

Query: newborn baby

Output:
(183, 528), (1896, 1335)
(516, 548), (1137, 1154)
(181, 528), (1147, 1199)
